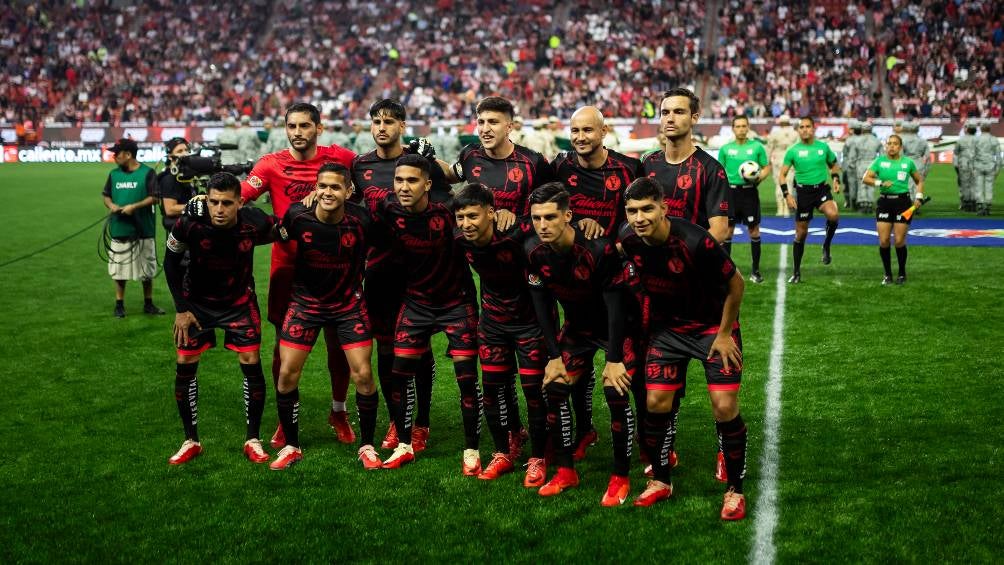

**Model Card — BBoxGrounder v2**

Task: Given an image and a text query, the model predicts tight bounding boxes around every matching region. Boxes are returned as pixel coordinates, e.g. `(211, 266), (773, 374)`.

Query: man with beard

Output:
(241, 102), (358, 447)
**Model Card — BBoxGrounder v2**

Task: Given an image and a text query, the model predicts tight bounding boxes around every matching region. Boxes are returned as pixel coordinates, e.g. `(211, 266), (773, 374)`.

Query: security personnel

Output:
(841, 121), (863, 210)
(237, 115), (261, 164)
(900, 121), (930, 200)
(973, 123), (1001, 216)
(855, 122), (882, 213)
(766, 115), (799, 217)
(954, 122), (978, 211)
(217, 116), (241, 165)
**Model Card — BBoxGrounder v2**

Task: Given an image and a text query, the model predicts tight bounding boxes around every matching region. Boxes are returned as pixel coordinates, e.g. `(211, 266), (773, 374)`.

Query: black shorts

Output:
(478, 317), (546, 383)
(557, 325), (640, 380)
(278, 300), (371, 352)
(795, 183), (833, 221)
(731, 185), (762, 227)
(365, 268), (406, 345)
(875, 194), (913, 224)
(394, 300), (479, 358)
(644, 324), (742, 392)
(177, 294), (262, 356)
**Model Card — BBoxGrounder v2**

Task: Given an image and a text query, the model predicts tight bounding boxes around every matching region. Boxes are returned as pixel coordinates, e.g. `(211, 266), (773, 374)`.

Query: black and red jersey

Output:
(456, 220), (537, 325)
(166, 207), (276, 311)
(523, 231), (623, 336)
(374, 198), (475, 308)
(551, 149), (641, 236)
(453, 143), (554, 215)
(641, 147), (731, 229)
(351, 150), (453, 209)
(618, 219), (737, 334)
(279, 202), (372, 314)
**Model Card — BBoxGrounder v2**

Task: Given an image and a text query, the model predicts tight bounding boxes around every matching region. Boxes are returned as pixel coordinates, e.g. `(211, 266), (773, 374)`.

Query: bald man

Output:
(550, 106), (646, 464)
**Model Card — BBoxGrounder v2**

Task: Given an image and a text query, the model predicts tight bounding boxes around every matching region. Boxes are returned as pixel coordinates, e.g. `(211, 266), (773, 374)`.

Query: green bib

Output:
(108, 165), (156, 239)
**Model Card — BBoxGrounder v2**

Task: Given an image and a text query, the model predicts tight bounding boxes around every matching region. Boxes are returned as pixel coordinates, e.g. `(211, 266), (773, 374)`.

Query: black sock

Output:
(115, 299), (124, 307)
(415, 350), (435, 428)
(355, 390), (379, 447)
(240, 362), (266, 440)
(377, 350), (395, 414)
(454, 358), (482, 450)
(716, 413), (748, 493)
(482, 373), (511, 453)
(521, 374), (547, 458)
(506, 378), (523, 433)
(895, 245), (907, 277)
(722, 240), (732, 256)
(175, 362), (199, 442)
(793, 240), (805, 273)
(603, 386), (634, 477)
(631, 368), (648, 457)
(144, 298), (154, 306)
(751, 237), (762, 272)
(667, 395), (681, 455)
(390, 356), (419, 444)
(545, 381), (574, 468)
(572, 367), (596, 440)
(824, 220), (838, 250)
(643, 411), (673, 483)
(880, 246), (892, 277)
(276, 388), (300, 448)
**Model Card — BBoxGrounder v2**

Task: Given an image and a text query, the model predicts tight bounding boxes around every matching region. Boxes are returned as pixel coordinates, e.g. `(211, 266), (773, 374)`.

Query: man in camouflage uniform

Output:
(954, 121), (978, 211)
(766, 115), (798, 217)
(973, 123), (1000, 216)
(841, 121), (863, 210)
(900, 121), (930, 200)
(855, 122), (883, 213)
(217, 116), (242, 165)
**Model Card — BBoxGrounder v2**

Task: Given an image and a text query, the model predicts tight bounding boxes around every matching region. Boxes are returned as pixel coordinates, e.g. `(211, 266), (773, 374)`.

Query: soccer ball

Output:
(739, 161), (761, 183)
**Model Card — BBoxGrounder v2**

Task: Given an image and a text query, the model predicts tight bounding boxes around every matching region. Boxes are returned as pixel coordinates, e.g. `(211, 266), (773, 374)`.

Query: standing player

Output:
(861, 135), (926, 285)
(378, 155), (483, 475)
(352, 99), (450, 452)
(718, 115), (771, 283)
(452, 183), (549, 486)
(779, 117), (842, 283)
(766, 115), (798, 217)
(641, 88), (732, 248)
(620, 177), (748, 520)
(525, 182), (643, 505)
(441, 95), (553, 448)
(164, 173), (276, 465)
(241, 102), (358, 446)
(551, 105), (643, 461)
(270, 163), (381, 470)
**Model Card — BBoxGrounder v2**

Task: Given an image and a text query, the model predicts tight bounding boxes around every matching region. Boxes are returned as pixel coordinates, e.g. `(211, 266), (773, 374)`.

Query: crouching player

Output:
(452, 183), (549, 486)
(270, 163), (381, 470)
(164, 173), (277, 465)
(525, 182), (645, 505)
(619, 177), (748, 519)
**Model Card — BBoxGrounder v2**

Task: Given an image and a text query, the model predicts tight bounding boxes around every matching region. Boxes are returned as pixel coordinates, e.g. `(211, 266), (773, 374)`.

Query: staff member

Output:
(862, 135), (925, 285)
(158, 137), (196, 233)
(102, 138), (165, 318)
(779, 117), (841, 284)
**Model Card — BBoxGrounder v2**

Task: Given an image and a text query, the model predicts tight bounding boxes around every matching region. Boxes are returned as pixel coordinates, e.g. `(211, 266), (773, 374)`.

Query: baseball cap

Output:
(109, 138), (138, 155)
(240, 115), (251, 124)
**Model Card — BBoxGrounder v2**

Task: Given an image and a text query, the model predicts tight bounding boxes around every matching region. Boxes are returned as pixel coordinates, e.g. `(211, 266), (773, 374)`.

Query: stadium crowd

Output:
(1, 0), (1002, 127)
(880, 0), (1003, 120)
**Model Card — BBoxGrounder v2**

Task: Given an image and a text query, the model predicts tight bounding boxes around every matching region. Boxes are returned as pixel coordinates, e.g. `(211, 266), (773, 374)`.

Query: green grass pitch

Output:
(0, 162), (1001, 562)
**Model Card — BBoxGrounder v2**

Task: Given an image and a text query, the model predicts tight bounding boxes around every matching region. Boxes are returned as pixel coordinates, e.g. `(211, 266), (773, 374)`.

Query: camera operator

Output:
(102, 138), (166, 318)
(158, 137), (196, 232)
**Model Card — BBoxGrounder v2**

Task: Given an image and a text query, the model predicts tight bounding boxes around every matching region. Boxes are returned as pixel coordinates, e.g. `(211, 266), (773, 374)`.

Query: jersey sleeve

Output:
(782, 146), (795, 168)
(705, 164), (731, 219)
(166, 216), (191, 254)
(242, 207), (278, 244)
(102, 175), (112, 197)
(825, 145), (838, 166)
(145, 169), (159, 198)
(241, 156), (271, 201)
(695, 230), (737, 286)
(534, 152), (556, 186)
(756, 144), (769, 167)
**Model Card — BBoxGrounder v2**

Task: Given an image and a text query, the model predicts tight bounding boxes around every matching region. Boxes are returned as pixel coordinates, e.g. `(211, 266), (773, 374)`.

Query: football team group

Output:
(118, 87), (869, 521)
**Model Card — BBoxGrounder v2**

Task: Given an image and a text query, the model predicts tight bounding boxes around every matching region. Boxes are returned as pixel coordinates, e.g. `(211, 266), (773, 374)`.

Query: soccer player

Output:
(779, 116), (842, 283)
(861, 135), (926, 285)
(352, 99), (450, 453)
(524, 182), (643, 505)
(441, 95), (552, 447)
(241, 102), (358, 446)
(102, 137), (165, 318)
(452, 183), (548, 486)
(620, 177), (747, 520)
(718, 115), (771, 283)
(270, 163), (381, 470)
(551, 105), (643, 460)
(641, 88), (732, 248)
(377, 155), (482, 475)
(164, 173), (276, 465)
